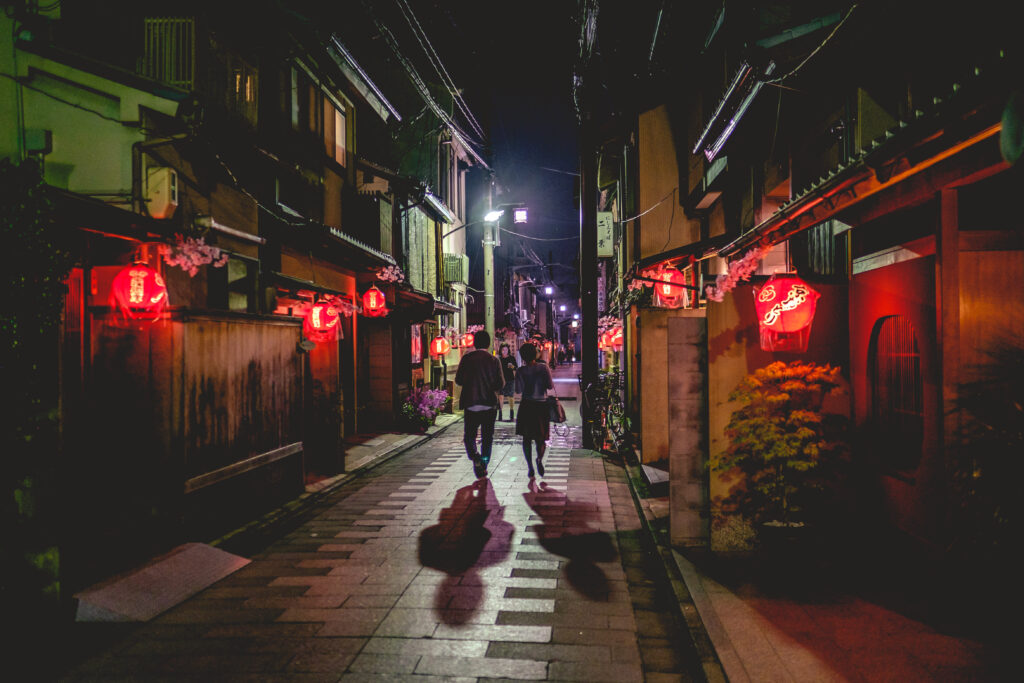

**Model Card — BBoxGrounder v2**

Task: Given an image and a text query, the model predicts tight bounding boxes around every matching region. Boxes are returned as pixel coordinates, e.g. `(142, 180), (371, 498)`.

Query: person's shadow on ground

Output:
(418, 478), (514, 624)
(523, 480), (617, 599)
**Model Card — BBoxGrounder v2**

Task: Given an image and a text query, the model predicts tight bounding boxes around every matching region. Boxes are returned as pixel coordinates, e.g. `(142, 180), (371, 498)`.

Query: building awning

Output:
(325, 226), (397, 267)
(270, 272), (350, 299)
(53, 189), (171, 242)
(637, 233), (734, 271)
(432, 297), (460, 314)
(394, 286), (435, 320)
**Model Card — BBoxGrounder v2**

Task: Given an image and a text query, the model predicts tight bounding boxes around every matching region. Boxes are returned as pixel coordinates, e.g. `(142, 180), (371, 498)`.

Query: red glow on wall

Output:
(430, 336), (451, 357)
(753, 275), (820, 352)
(362, 285), (388, 317)
(461, 332), (475, 348)
(110, 263), (167, 321)
(304, 303), (340, 342)
(608, 326), (623, 349)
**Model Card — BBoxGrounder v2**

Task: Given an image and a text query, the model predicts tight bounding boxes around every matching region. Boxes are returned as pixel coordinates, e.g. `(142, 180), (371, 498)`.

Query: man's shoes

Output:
(473, 459), (487, 478)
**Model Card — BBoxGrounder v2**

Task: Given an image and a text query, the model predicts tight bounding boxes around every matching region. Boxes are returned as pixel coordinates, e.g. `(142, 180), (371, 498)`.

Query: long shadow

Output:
(418, 479), (514, 624)
(523, 480), (617, 599)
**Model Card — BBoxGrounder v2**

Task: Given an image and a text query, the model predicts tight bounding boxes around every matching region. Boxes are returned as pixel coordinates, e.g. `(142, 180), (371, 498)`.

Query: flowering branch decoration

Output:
(160, 234), (229, 277)
(322, 294), (358, 317)
(466, 324), (484, 333)
(597, 315), (620, 334)
(377, 265), (405, 283)
(705, 245), (771, 302)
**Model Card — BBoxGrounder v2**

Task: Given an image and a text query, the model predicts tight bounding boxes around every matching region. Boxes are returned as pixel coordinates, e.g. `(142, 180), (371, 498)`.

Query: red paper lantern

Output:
(362, 285), (388, 317)
(430, 336), (451, 357)
(110, 263), (167, 321)
(304, 303), (340, 342)
(460, 332), (475, 348)
(654, 268), (688, 307)
(608, 326), (624, 349)
(753, 275), (820, 352)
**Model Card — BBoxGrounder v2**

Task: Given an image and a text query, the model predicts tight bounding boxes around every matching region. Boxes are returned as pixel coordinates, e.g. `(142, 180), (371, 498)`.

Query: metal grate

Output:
(141, 17), (196, 90)
(870, 315), (924, 471)
(443, 253), (468, 285)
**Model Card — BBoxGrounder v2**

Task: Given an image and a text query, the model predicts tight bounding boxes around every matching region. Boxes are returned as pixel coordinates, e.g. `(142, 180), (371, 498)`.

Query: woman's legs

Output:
(535, 439), (546, 476)
(508, 395), (515, 420)
(497, 394), (504, 420)
(522, 439), (535, 477)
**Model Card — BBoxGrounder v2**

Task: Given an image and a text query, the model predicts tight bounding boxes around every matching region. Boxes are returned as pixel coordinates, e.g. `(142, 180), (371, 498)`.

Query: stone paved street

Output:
(60, 416), (705, 682)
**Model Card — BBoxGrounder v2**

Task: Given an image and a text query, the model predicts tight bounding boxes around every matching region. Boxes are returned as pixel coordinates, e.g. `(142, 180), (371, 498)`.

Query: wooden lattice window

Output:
(870, 315), (924, 472)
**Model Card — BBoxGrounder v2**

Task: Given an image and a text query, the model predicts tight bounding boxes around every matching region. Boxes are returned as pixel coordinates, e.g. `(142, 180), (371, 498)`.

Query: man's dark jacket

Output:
(455, 349), (503, 409)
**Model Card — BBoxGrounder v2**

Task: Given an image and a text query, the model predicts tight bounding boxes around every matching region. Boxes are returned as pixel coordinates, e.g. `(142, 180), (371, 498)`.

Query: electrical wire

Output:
(764, 3), (859, 85)
(617, 186), (678, 224)
(394, 0), (486, 141)
(501, 227), (578, 242)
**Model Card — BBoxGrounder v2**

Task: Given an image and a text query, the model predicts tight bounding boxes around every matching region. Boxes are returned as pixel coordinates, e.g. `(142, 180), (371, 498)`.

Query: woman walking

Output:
(498, 343), (517, 421)
(514, 341), (556, 478)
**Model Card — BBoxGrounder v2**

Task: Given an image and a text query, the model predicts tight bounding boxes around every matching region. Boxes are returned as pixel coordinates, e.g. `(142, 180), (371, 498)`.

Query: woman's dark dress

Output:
(514, 362), (554, 441)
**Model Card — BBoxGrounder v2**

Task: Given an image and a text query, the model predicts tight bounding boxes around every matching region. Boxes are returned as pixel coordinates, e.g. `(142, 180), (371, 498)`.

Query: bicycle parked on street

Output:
(579, 370), (634, 457)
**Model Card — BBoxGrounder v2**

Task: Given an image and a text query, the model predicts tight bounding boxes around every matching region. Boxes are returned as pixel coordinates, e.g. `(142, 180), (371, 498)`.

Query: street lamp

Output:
(545, 286), (553, 295)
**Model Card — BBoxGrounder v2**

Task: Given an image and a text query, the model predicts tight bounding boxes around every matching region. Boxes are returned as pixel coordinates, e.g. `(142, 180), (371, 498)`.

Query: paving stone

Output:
(415, 654), (547, 679)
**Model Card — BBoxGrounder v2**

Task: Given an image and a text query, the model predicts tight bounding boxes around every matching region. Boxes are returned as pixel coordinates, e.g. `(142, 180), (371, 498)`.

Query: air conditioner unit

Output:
(146, 167), (178, 219)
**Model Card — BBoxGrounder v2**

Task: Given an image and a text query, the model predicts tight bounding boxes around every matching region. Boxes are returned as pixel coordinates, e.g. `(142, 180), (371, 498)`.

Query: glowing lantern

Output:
(608, 326), (624, 349)
(654, 268), (688, 308)
(753, 275), (820, 352)
(110, 263), (167, 321)
(460, 332), (475, 348)
(362, 285), (388, 317)
(304, 303), (340, 342)
(430, 336), (451, 357)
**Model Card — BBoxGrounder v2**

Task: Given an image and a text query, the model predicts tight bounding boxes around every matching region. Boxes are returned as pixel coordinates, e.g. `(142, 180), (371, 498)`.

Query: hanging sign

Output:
(110, 263), (168, 322)
(362, 285), (388, 317)
(304, 303), (340, 342)
(430, 336), (451, 357)
(597, 211), (614, 258)
(753, 275), (820, 352)
(654, 268), (688, 308)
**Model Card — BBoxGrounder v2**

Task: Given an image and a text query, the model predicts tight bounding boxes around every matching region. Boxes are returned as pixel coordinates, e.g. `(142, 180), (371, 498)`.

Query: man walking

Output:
(455, 330), (503, 478)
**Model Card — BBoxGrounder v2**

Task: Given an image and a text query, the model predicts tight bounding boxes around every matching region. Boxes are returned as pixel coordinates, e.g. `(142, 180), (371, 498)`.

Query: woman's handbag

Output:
(547, 396), (566, 423)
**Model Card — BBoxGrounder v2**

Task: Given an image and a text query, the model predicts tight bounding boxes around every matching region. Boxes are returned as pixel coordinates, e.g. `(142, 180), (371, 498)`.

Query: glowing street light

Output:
(484, 209), (504, 222)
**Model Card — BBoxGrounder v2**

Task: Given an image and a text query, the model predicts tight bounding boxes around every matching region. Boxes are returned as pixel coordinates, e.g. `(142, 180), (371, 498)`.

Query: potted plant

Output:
(711, 361), (850, 554)
(400, 385), (449, 433)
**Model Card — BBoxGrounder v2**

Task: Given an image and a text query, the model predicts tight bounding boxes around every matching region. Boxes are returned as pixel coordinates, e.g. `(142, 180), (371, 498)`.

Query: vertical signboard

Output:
(597, 261), (606, 313)
(597, 211), (614, 258)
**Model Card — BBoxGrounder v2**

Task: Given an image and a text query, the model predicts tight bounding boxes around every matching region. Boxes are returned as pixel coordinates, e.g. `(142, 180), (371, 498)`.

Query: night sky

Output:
(417, 1), (582, 299)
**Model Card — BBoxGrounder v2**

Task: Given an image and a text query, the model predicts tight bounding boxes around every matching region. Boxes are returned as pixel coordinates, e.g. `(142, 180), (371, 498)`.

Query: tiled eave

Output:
(718, 67), (1011, 259)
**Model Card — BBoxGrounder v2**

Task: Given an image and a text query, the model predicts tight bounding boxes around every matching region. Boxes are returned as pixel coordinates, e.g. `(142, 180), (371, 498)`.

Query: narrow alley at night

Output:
(2, 1), (1018, 681)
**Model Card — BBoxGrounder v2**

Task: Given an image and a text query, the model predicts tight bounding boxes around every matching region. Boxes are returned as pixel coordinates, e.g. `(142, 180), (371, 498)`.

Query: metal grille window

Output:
(141, 17), (196, 90)
(870, 315), (924, 471)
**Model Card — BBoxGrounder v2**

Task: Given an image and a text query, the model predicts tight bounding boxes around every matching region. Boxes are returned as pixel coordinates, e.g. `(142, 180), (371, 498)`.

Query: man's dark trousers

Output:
(464, 408), (497, 467)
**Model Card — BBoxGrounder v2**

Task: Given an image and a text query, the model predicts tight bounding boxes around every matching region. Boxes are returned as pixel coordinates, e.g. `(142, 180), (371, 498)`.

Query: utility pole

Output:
(580, 116), (599, 448)
(483, 175), (495, 344)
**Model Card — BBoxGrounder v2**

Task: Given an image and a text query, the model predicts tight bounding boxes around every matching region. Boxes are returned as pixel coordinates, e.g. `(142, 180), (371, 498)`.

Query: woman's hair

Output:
(499, 343), (510, 356)
(519, 342), (538, 363)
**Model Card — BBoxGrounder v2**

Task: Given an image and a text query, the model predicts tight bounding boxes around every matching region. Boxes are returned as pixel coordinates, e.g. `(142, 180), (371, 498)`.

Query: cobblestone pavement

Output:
(61, 420), (705, 682)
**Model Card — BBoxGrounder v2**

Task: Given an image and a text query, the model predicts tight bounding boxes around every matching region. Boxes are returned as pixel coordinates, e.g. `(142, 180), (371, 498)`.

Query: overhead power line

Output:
(394, 0), (486, 141)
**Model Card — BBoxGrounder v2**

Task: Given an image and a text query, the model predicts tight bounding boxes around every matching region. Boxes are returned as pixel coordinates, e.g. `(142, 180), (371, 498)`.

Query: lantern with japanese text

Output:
(654, 268), (688, 308)
(430, 336), (451, 357)
(753, 275), (820, 352)
(304, 303), (340, 342)
(110, 263), (168, 322)
(460, 332), (475, 348)
(362, 285), (388, 317)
